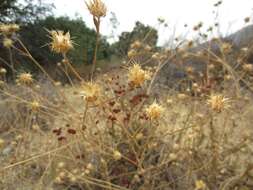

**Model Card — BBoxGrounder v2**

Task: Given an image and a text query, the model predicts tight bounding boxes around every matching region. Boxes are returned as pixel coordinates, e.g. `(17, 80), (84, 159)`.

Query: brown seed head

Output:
(49, 30), (73, 54)
(146, 101), (164, 120)
(86, 0), (107, 18)
(18, 73), (33, 85)
(128, 64), (151, 87)
(207, 94), (230, 113)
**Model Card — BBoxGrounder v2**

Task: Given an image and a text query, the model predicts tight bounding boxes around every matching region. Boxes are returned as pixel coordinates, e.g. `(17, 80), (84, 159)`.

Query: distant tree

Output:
(107, 12), (120, 42)
(0, 0), (52, 23)
(19, 16), (111, 68)
(112, 21), (158, 56)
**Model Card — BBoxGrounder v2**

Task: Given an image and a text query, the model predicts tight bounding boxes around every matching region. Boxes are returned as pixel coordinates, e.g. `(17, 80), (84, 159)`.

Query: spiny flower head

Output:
(128, 64), (151, 87)
(146, 101), (164, 120)
(86, 0), (107, 18)
(3, 38), (13, 48)
(49, 30), (73, 54)
(17, 73), (33, 85)
(81, 82), (101, 102)
(207, 94), (230, 113)
(0, 24), (20, 35)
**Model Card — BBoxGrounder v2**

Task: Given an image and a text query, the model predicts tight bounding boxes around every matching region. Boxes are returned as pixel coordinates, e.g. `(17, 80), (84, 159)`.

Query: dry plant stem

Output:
(78, 175), (130, 190)
(63, 53), (83, 82)
(1, 141), (78, 172)
(0, 57), (15, 71)
(81, 101), (89, 130)
(0, 89), (71, 120)
(8, 48), (15, 80)
(209, 113), (218, 181)
(147, 54), (176, 95)
(60, 63), (74, 86)
(13, 38), (77, 112)
(90, 17), (100, 80)
(14, 39), (55, 84)
(206, 48), (241, 96)
(220, 164), (253, 190)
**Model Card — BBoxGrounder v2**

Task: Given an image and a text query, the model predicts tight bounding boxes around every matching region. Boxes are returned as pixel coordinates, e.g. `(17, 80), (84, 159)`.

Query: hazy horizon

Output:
(48, 0), (253, 45)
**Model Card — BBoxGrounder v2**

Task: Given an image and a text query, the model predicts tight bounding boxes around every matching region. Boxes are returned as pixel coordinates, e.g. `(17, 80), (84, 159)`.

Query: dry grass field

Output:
(1, 1), (253, 190)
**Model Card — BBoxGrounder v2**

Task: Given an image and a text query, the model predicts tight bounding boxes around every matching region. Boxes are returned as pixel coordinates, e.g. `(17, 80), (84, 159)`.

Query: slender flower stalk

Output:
(86, 0), (107, 79)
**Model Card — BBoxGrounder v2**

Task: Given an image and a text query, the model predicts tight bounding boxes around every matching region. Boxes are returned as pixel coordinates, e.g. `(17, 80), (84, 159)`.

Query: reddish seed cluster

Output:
(129, 93), (149, 106)
(52, 125), (77, 141)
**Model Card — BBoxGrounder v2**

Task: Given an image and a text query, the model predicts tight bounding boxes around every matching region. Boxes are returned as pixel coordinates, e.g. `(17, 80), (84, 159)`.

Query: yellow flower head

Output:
(30, 101), (40, 111)
(0, 24), (20, 35)
(0, 68), (7, 75)
(128, 64), (151, 87)
(49, 30), (73, 54)
(81, 82), (101, 102)
(113, 150), (122, 161)
(195, 180), (206, 190)
(86, 0), (107, 18)
(127, 49), (137, 58)
(3, 38), (13, 48)
(146, 101), (164, 120)
(207, 94), (230, 113)
(242, 64), (253, 72)
(18, 73), (33, 85)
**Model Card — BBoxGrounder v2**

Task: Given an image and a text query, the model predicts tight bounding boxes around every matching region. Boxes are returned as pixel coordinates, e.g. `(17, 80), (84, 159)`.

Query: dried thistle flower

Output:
(86, 0), (107, 18)
(224, 74), (232, 81)
(128, 64), (151, 87)
(152, 52), (160, 60)
(86, 163), (94, 170)
(242, 63), (253, 72)
(30, 101), (40, 111)
(49, 30), (73, 54)
(57, 162), (66, 169)
(18, 73), (33, 85)
(0, 24), (20, 35)
(167, 98), (173, 105)
(177, 93), (188, 100)
(221, 42), (232, 53)
(130, 40), (142, 49)
(0, 68), (7, 75)
(185, 66), (194, 74)
(195, 180), (206, 190)
(3, 38), (13, 48)
(146, 101), (164, 120)
(135, 133), (143, 140)
(113, 150), (122, 160)
(207, 94), (230, 113)
(81, 82), (101, 102)
(127, 49), (137, 58)
(144, 45), (152, 51)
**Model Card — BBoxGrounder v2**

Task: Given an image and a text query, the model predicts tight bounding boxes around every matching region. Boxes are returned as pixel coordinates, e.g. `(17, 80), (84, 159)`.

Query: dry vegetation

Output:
(1, 0), (253, 190)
